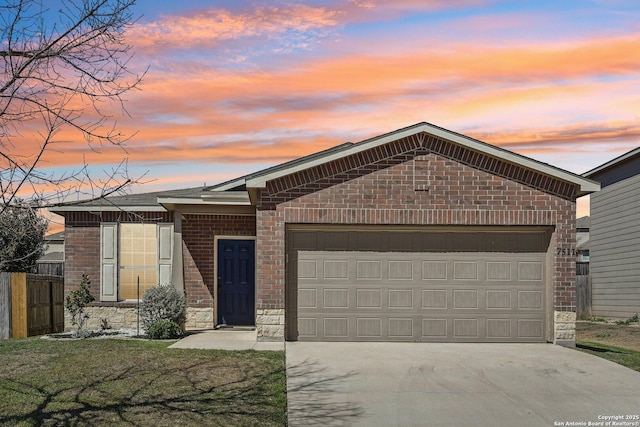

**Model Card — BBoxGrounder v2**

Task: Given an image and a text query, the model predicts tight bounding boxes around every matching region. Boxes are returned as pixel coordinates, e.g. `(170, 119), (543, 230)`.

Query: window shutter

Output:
(157, 224), (173, 286)
(100, 223), (118, 301)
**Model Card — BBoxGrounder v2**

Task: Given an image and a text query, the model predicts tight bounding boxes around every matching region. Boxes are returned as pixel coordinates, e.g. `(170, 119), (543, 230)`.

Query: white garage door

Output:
(296, 251), (546, 342)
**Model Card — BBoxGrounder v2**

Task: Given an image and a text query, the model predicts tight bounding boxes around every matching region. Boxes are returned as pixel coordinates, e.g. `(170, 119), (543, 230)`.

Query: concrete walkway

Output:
(286, 342), (640, 427)
(169, 329), (284, 351)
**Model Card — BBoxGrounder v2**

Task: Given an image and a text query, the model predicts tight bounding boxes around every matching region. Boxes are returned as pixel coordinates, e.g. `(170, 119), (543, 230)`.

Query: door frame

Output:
(214, 236), (257, 327)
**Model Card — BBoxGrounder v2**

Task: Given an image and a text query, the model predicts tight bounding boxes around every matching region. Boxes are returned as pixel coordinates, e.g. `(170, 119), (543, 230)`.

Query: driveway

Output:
(286, 342), (640, 427)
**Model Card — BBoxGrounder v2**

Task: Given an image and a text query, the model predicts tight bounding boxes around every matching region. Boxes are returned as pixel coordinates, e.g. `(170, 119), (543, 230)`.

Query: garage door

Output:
(286, 228), (551, 343)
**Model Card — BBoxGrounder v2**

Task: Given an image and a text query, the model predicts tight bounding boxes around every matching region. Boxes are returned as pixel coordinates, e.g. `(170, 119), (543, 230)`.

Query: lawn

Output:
(576, 321), (640, 373)
(0, 338), (286, 426)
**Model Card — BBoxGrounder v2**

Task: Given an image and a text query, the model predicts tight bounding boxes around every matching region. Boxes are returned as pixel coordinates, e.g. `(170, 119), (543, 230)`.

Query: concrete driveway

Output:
(286, 343), (640, 427)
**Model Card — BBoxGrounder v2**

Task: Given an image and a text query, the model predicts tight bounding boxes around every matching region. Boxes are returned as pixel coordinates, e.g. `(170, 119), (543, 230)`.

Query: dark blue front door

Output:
(217, 239), (255, 326)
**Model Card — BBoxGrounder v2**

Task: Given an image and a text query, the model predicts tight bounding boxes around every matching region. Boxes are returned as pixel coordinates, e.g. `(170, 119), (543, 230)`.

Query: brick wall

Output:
(181, 214), (256, 307)
(63, 211), (172, 303)
(256, 135), (577, 315)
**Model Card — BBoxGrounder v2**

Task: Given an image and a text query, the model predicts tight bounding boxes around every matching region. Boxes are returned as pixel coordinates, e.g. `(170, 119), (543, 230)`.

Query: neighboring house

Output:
(52, 122), (599, 346)
(35, 231), (65, 276)
(576, 216), (590, 263)
(583, 147), (640, 319)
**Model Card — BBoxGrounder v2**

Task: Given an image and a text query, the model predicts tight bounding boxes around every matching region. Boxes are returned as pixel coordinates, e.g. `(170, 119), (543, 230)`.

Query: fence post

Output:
(0, 273), (11, 339)
(11, 273), (27, 338)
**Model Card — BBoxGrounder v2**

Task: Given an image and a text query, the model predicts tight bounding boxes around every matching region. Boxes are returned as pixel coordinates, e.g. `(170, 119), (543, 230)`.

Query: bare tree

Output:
(0, 0), (146, 216)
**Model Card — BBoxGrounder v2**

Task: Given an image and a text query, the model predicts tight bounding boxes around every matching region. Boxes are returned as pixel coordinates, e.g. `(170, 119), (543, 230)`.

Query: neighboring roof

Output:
(583, 146), (640, 187)
(243, 122), (599, 196)
(37, 252), (64, 262)
(45, 231), (64, 241)
(576, 216), (590, 229)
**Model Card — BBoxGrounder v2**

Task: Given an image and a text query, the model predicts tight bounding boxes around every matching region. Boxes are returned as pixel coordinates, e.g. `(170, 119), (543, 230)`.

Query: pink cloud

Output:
(131, 4), (341, 53)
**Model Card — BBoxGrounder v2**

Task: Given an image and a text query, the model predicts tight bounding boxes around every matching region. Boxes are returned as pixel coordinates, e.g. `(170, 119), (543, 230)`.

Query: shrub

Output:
(139, 284), (187, 331)
(65, 274), (95, 336)
(147, 320), (182, 339)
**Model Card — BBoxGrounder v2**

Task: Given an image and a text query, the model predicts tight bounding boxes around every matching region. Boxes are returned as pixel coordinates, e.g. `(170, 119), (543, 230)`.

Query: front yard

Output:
(0, 338), (286, 426)
(576, 320), (640, 372)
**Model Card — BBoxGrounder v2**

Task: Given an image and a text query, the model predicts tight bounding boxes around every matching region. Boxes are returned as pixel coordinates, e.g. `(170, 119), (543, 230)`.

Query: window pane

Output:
(120, 223), (158, 300)
(120, 269), (157, 299)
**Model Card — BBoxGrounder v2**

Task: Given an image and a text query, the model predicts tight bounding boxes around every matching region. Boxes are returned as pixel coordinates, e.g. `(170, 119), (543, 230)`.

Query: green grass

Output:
(0, 338), (286, 426)
(576, 341), (640, 372)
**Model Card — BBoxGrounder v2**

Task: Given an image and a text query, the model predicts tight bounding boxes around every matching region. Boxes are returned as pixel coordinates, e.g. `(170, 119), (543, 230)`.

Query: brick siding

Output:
(256, 135), (577, 313)
(181, 214), (256, 307)
(64, 211), (256, 312)
(63, 211), (172, 304)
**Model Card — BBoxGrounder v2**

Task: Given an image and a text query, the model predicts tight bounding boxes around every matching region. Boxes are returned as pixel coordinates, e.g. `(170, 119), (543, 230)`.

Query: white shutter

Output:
(100, 223), (118, 301)
(157, 224), (173, 286)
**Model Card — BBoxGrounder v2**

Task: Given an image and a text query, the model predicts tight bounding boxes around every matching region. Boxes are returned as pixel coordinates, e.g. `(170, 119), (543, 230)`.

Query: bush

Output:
(139, 284), (187, 331)
(147, 320), (182, 339)
(65, 274), (95, 336)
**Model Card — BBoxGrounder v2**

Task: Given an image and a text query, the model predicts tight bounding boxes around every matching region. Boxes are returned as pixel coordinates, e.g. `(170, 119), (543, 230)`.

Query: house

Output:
(35, 231), (65, 276)
(576, 216), (590, 264)
(575, 216), (590, 278)
(583, 147), (640, 319)
(52, 122), (599, 345)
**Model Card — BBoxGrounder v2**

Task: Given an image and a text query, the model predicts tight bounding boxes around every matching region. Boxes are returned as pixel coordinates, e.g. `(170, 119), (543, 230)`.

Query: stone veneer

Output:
(65, 306), (138, 331)
(185, 307), (214, 329)
(256, 309), (285, 340)
(554, 311), (577, 347)
(65, 306), (214, 331)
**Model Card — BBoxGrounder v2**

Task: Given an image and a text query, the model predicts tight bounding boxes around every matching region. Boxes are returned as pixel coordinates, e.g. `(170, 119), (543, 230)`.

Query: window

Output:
(100, 223), (173, 301)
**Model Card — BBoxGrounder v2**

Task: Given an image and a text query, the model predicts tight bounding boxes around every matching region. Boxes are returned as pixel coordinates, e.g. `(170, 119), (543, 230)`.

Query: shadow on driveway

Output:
(286, 358), (365, 426)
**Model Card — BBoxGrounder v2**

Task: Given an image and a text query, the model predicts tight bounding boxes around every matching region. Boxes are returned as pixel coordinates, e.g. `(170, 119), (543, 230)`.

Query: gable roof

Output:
(243, 122), (599, 196)
(52, 122), (600, 212)
(583, 146), (640, 187)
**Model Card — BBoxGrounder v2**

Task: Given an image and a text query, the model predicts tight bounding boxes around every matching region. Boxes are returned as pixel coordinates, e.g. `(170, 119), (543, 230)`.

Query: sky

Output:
(20, 0), (640, 229)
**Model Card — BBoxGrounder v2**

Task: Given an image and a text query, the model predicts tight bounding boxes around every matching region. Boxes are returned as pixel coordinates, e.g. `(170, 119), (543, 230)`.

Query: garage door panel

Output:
(486, 290), (511, 309)
(296, 250), (547, 342)
(356, 288), (382, 308)
(486, 318), (511, 338)
(422, 261), (447, 280)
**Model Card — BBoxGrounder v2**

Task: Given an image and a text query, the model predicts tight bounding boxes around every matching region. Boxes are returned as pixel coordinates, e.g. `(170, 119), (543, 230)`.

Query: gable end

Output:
(258, 132), (577, 210)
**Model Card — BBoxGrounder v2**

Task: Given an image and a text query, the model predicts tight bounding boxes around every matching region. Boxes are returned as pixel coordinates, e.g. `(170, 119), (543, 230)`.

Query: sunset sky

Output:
(31, 0), (640, 228)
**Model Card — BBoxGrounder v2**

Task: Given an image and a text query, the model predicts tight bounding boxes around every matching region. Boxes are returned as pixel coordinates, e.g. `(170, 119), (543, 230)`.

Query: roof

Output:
(50, 186), (211, 212)
(583, 146), (640, 177)
(576, 216), (590, 229)
(210, 142), (355, 192)
(243, 122), (599, 196)
(51, 122), (600, 212)
(37, 252), (64, 262)
(45, 231), (64, 241)
(583, 146), (640, 187)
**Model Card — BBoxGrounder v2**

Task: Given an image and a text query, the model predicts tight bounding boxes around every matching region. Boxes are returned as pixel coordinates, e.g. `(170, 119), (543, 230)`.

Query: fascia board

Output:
(209, 178), (247, 192)
(158, 192), (251, 207)
(582, 146), (640, 178)
(245, 124), (427, 188)
(50, 205), (166, 213)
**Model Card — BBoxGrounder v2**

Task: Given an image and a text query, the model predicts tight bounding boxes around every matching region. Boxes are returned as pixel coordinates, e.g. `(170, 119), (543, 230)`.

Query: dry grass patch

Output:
(0, 338), (286, 426)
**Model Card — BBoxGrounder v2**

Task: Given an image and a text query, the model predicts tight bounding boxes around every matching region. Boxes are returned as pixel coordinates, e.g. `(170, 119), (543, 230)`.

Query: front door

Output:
(217, 239), (255, 326)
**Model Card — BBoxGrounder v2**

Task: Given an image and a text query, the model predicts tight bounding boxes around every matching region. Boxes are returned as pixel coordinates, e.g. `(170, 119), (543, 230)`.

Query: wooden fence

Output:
(0, 272), (64, 338)
(576, 262), (591, 319)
